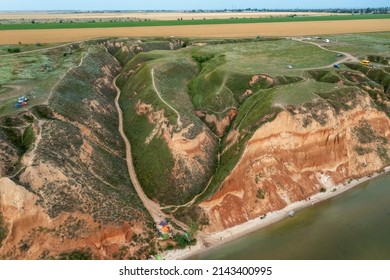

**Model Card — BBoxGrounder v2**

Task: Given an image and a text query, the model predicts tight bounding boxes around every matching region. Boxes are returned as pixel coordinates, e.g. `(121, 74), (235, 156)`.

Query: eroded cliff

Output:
(201, 93), (390, 232)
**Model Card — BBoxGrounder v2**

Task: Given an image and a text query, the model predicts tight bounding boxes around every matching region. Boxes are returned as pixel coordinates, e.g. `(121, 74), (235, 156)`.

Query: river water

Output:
(192, 173), (390, 260)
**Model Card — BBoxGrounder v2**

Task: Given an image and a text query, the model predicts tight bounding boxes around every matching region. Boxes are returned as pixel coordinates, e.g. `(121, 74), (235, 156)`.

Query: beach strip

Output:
(163, 166), (390, 260)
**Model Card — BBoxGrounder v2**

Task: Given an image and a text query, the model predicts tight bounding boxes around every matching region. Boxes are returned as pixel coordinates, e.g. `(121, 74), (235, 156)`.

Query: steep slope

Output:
(0, 46), (156, 259)
(2, 35), (390, 258)
(116, 51), (218, 206)
(201, 94), (390, 231)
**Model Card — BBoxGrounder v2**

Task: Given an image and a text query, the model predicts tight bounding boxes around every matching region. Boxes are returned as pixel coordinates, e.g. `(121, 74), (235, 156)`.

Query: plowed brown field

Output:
(1, 19), (390, 45)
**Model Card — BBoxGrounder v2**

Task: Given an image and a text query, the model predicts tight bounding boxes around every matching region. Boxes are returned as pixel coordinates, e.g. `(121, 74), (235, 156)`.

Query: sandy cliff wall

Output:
(201, 99), (390, 232)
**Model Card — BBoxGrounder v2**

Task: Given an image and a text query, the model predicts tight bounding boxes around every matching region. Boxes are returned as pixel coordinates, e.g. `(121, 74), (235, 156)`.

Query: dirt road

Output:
(113, 75), (163, 222)
(113, 74), (188, 230)
(294, 39), (359, 70)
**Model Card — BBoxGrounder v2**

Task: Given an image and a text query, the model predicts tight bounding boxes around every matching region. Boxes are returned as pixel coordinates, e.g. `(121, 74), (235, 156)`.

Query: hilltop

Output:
(1, 32), (390, 259)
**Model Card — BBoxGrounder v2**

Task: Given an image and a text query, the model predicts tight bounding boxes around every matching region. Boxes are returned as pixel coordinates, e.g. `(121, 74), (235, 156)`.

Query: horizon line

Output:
(0, 7), (389, 12)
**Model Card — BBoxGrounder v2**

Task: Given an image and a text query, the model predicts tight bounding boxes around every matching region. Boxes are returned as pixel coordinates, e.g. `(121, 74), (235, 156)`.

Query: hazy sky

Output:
(1, 0), (388, 11)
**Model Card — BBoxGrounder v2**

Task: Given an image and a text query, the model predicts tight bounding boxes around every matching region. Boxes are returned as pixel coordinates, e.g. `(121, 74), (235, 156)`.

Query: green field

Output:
(0, 14), (389, 31)
(326, 32), (390, 57)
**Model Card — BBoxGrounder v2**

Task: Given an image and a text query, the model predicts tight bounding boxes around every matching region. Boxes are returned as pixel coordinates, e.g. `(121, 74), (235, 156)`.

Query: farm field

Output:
(1, 14), (389, 30)
(0, 11), (342, 21)
(1, 19), (390, 45)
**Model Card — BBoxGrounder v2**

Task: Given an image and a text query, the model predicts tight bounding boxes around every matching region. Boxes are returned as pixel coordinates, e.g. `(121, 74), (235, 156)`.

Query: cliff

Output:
(201, 93), (390, 232)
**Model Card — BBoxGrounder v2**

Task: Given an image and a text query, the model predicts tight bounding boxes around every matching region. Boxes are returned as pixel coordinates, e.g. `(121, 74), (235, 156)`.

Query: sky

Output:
(1, 0), (388, 11)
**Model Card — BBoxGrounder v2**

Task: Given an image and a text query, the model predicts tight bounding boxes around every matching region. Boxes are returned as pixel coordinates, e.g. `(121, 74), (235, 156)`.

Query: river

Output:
(192, 173), (390, 260)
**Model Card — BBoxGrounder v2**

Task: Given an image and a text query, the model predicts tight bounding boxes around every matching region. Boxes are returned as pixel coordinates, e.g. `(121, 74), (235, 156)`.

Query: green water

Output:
(192, 173), (390, 260)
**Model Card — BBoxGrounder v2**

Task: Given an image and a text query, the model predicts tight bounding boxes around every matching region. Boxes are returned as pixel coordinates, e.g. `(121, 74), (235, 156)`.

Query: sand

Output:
(1, 19), (390, 45)
(163, 166), (390, 260)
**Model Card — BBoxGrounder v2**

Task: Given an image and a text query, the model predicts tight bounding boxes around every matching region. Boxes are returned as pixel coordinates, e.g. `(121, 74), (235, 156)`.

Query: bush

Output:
(173, 233), (196, 249)
(192, 54), (214, 64)
(320, 187), (326, 193)
(256, 188), (265, 199)
(58, 249), (92, 260)
(353, 121), (377, 144)
(7, 47), (20, 53)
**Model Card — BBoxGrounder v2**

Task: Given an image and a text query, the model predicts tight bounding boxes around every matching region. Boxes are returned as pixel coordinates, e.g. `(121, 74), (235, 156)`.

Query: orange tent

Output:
(161, 226), (169, 233)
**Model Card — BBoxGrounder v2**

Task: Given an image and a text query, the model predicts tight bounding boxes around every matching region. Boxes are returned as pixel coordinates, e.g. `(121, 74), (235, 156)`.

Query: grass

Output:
(0, 14), (389, 31)
(196, 39), (338, 76)
(119, 49), (219, 205)
(234, 88), (280, 132)
(1, 34), (388, 228)
(151, 56), (199, 122)
(1, 126), (33, 154)
(21, 125), (34, 153)
(30, 46), (152, 225)
(115, 36), (366, 206)
(326, 32), (390, 57)
(0, 42), (62, 55)
(273, 79), (336, 106)
(188, 39), (336, 113)
(0, 44), (85, 117)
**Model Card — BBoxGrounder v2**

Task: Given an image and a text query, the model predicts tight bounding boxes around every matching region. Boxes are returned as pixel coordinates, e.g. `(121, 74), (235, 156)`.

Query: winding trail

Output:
(113, 74), (188, 230)
(44, 52), (89, 105)
(294, 39), (359, 70)
(0, 40), (85, 57)
(151, 68), (182, 129)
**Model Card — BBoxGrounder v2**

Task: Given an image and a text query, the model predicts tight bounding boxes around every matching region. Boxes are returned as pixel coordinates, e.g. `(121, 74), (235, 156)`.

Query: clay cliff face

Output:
(0, 48), (155, 259)
(201, 94), (390, 232)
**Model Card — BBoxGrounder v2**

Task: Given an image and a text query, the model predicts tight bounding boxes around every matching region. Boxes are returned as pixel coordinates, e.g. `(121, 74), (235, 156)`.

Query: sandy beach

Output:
(163, 166), (390, 260)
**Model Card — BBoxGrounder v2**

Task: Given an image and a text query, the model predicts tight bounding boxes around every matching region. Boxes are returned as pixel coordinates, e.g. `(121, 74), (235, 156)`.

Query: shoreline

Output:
(163, 166), (390, 260)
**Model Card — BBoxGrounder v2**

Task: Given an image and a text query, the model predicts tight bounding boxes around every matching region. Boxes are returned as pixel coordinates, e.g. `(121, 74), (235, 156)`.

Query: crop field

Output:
(1, 14), (389, 31)
(1, 18), (390, 45)
(0, 11), (343, 21)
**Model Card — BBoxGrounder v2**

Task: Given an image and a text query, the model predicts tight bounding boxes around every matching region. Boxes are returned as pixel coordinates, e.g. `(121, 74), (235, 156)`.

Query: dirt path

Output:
(113, 74), (188, 230)
(0, 41), (84, 57)
(294, 39), (359, 70)
(151, 68), (182, 129)
(21, 117), (44, 168)
(44, 52), (88, 105)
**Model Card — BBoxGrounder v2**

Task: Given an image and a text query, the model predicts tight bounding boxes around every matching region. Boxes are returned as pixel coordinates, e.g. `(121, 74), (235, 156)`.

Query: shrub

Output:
(0, 213), (7, 247)
(7, 47), (20, 53)
(353, 121), (377, 144)
(58, 249), (92, 260)
(256, 188), (265, 199)
(192, 54), (214, 64)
